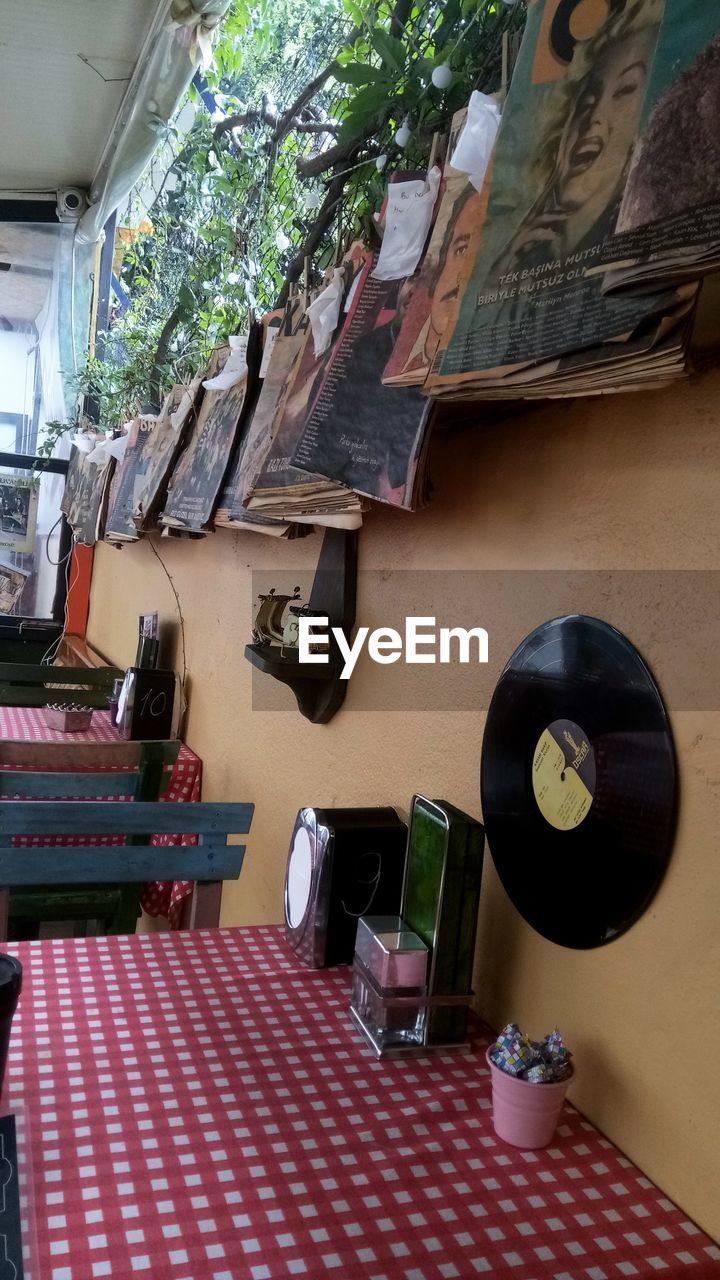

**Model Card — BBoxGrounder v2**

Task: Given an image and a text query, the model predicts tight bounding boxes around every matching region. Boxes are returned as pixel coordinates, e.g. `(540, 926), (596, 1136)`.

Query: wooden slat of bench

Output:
(0, 800), (253, 837)
(0, 843), (245, 883)
(0, 771), (174, 799)
(0, 663), (124, 685)
(0, 741), (181, 771)
(0, 687), (114, 709)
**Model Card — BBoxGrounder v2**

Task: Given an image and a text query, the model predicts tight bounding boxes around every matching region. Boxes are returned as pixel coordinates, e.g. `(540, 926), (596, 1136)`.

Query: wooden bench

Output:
(0, 739), (181, 937)
(0, 661), (124, 709)
(0, 769), (252, 938)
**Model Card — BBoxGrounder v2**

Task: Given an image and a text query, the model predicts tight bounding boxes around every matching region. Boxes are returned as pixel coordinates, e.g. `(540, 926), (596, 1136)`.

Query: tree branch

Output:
(214, 106), (279, 139)
(271, 25), (362, 146)
(390, 0), (413, 36)
(149, 303), (183, 410)
(296, 137), (381, 179)
(276, 172), (348, 308)
(289, 116), (339, 136)
(214, 105), (338, 143)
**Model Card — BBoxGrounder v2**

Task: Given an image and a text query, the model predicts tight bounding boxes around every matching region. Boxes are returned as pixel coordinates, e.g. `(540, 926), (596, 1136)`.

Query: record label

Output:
(532, 717), (596, 831)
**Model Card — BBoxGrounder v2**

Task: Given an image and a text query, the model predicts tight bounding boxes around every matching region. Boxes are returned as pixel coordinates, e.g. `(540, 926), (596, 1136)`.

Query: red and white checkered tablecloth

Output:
(4, 926), (719, 1280)
(0, 707), (202, 929)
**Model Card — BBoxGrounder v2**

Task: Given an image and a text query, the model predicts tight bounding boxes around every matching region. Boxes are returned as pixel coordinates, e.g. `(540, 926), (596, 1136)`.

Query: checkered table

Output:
(4, 926), (719, 1280)
(0, 706), (202, 928)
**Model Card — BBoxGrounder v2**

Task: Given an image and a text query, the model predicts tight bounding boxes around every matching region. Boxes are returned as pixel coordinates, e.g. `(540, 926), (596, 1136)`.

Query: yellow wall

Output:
(87, 368), (720, 1241)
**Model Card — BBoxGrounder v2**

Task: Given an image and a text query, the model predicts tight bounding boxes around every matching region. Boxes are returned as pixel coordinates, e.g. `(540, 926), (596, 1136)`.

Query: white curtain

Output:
(76, 0), (232, 245)
(33, 234), (72, 536)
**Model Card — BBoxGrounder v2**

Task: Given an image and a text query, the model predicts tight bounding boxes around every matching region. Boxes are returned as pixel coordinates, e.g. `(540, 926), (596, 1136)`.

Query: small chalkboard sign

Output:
(116, 667), (175, 740)
(0, 1114), (25, 1278)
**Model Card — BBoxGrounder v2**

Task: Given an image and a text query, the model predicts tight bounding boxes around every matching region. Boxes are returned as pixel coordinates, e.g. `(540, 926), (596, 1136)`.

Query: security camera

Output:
(56, 188), (88, 222)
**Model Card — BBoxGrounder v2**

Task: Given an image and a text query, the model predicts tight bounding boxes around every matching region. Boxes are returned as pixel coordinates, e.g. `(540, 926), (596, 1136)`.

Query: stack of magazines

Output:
(62, 444), (114, 546)
(104, 382), (200, 545)
(221, 232), (432, 528)
(426, 0), (701, 402)
(160, 340), (259, 536)
(598, 1), (720, 294)
(234, 240), (434, 525)
(217, 279), (365, 533)
(287, 249), (433, 511)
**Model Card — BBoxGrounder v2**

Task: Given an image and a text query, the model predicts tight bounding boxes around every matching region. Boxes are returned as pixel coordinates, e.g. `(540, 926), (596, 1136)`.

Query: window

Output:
(0, 219), (94, 620)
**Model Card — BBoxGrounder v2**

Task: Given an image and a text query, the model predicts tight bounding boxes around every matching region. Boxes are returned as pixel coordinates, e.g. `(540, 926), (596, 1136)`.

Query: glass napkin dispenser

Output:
(350, 915), (429, 1057)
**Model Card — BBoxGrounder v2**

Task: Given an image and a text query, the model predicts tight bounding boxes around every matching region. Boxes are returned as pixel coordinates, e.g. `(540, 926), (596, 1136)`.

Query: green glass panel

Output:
(402, 797), (485, 1045)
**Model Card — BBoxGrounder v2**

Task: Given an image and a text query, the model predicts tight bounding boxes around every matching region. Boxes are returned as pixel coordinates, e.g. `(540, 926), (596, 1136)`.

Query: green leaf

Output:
(178, 284), (196, 312)
(347, 0), (365, 23)
(333, 62), (386, 86)
(369, 28), (405, 72)
(337, 81), (390, 142)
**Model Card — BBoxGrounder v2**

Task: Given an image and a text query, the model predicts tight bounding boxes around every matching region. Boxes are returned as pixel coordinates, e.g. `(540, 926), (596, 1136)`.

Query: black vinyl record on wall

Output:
(480, 615), (677, 949)
(284, 807), (407, 968)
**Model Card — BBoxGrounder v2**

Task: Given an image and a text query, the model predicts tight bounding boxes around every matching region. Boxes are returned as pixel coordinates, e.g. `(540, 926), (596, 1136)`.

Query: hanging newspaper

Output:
(426, 0), (697, 401)
(292, 250), (433, 508)
(160, 331), (260, 536)
(61, 446), (114, 545)
(0, 474), (38, 553)
(105, 381), (202, 544)
(599, 2), (720, 291)
(382, 108), (473, 387)
(0, 561), (28, 613)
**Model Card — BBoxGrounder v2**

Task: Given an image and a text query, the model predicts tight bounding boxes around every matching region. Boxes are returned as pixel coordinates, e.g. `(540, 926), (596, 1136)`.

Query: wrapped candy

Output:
(489, 1024), (573, 1083)
(542, 1028), (570, 1064)
(489, 1024), (535, 1077)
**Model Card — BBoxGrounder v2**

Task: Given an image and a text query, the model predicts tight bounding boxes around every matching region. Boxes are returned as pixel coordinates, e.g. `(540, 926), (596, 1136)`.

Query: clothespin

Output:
(334, 216), (344, 268)
(428, 131), (445, 172)
(303, 256), (311, 310)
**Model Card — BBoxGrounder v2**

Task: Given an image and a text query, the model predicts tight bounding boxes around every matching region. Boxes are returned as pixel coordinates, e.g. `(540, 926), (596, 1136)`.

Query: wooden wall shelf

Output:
(244, 527), (358, 724)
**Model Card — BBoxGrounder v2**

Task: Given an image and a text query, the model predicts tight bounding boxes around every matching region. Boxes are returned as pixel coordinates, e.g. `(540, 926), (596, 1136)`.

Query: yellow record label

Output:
(532, 718), (596, 831)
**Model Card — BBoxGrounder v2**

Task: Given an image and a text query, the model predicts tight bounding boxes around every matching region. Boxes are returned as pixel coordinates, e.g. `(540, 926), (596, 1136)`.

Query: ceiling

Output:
(0, 0), (166, 192)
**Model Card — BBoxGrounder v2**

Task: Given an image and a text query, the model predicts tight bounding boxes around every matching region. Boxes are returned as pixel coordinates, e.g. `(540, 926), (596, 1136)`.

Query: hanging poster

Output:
(0, 474), (38, 553)
(0, 561), (28, 613)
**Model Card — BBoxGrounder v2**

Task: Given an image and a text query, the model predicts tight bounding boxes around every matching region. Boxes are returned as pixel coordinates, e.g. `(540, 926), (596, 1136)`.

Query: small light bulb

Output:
(395, 122), (411, 149)
(375, 154), (388, 172)
(275, 230), (291, 252)
(431, 63), (453, 90)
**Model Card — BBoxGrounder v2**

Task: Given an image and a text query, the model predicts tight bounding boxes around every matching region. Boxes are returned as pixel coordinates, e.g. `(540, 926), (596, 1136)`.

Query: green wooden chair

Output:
(0, 739), (181, 938)
(0, 661), (124, 709)
(0, 793), (253, 940)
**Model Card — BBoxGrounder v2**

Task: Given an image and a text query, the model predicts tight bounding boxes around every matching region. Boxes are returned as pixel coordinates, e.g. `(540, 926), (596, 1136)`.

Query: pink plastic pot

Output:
(486, 1047), (574, 1149)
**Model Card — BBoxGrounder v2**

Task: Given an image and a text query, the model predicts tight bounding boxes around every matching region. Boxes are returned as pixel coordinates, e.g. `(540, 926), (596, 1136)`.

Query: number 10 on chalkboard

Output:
(116, 667), (176, 740)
